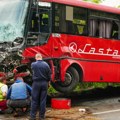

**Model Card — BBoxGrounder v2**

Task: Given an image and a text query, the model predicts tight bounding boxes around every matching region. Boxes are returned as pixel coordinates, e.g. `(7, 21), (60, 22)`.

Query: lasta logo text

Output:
(69, 42), (120, 58)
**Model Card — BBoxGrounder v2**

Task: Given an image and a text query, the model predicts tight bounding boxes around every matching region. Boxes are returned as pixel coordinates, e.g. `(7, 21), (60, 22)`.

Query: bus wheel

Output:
(51, 67), (79, 93)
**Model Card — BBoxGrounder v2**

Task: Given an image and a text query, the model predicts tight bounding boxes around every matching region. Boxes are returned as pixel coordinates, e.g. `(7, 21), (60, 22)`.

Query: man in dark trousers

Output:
(30, 53), (51, 120)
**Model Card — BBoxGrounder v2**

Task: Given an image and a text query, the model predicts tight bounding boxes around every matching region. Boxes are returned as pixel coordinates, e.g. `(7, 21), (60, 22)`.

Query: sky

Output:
(101, 0), (120, 7)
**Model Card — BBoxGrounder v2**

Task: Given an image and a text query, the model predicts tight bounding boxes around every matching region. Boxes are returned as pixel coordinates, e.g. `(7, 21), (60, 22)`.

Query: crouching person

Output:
(7, 77), (32, 117)
(0, 77), (8, 114)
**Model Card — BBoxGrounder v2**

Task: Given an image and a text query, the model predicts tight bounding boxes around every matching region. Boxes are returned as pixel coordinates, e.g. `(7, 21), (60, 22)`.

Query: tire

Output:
(51, 67), (79, 93)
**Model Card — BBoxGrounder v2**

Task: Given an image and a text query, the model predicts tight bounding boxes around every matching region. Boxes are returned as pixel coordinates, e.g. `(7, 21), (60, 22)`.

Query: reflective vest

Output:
(0, 82), (5, 101)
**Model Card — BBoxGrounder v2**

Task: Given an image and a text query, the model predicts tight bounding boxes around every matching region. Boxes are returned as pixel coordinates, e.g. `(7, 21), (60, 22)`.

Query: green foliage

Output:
(48, 85), (58, 94)
(83, 0), (104, 4)
(74, 82), (120, 92)
(48, 82), (120, 94)
(83, 0), (120, 8)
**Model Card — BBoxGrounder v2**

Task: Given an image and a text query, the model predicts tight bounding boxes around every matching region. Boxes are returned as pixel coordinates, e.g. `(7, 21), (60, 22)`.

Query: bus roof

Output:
(41, 0), (120, 14)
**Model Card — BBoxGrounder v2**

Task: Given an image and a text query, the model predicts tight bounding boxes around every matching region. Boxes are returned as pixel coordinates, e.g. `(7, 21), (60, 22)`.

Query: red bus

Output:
(0, 0), (120, 93)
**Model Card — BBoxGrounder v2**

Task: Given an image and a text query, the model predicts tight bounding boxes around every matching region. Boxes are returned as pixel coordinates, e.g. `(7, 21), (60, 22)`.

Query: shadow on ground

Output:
(47, 86), (120, 106)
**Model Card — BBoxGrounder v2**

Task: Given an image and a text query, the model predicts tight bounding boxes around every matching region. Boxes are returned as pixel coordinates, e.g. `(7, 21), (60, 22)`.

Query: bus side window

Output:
(99, 21), (106, 38)
(99, 20), (112, 39)
(111, 21), (119, 39)
(112, 32), (118, 39)
(73, 24), (79, 34)
(66, 20), (74, 34)
(89, 19), (98, 37)
(105, 21), (112, 39)
(89, 19), (113, 39)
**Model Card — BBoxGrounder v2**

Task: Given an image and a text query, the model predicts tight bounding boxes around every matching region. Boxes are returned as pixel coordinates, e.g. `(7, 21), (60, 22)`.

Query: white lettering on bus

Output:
(83, 44), (91, 52)
(69, 42), (120, 58)
(99, 48), (104, 54)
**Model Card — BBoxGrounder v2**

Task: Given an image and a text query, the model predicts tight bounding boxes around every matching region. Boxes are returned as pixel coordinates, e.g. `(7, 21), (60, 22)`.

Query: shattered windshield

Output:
(0, 0), (29, 42)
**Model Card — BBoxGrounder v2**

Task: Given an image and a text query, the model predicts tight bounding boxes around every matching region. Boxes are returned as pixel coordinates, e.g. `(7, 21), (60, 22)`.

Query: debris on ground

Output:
(45, 107), (100, 120)
(0, 107), (100, 120)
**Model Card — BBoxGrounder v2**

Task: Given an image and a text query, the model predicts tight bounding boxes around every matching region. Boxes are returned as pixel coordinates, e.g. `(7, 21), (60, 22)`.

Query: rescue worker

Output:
(41, 14), (49, 33)
(7, 77), (32, 117)
(0, 74), (8, 113)
(29, 53), (51, 120)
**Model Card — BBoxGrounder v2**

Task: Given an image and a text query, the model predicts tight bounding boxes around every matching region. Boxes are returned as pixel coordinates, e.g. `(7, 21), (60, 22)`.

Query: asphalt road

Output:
(81, 97), (120, 120)
(47, 86), (120, 120)
(72, 86), (120, 120)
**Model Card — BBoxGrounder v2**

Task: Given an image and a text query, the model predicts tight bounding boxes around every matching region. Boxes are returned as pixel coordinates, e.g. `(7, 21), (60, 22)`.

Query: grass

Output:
(48, 85), (58, 94)
(74, 82), (120, 92)
(48, 82), (120, 94)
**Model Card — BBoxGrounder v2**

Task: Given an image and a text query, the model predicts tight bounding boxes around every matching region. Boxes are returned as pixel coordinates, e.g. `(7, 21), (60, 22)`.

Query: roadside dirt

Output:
(45, 107), (100, 120)
(0, 106), (100, 120)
